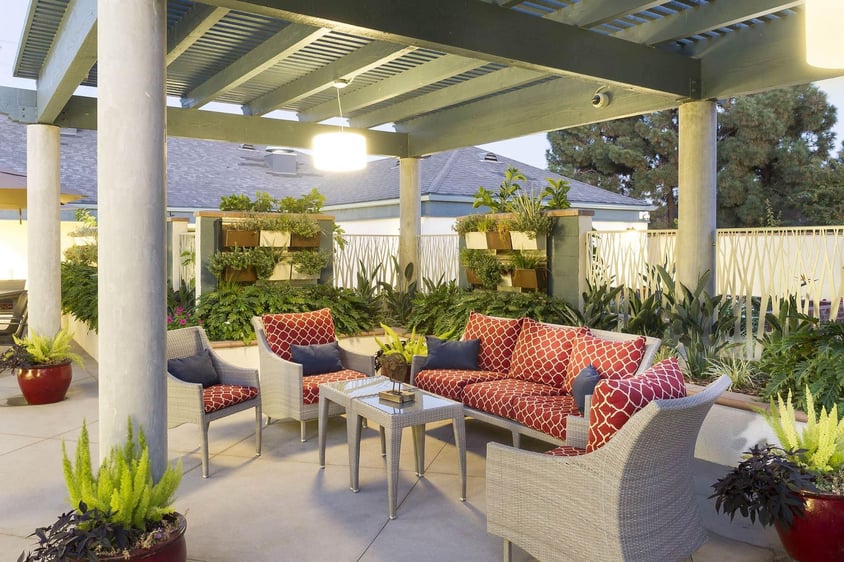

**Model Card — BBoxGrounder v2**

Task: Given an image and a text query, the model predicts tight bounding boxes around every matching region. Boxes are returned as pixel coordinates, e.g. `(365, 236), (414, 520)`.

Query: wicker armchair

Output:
(486, 374), (731, 562)
(252, 312), (376, 442)
(166, 327), (262, 478)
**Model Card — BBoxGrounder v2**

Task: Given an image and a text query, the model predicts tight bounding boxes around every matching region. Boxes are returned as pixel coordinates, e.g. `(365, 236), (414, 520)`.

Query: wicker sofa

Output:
(409, 312), (661, 447)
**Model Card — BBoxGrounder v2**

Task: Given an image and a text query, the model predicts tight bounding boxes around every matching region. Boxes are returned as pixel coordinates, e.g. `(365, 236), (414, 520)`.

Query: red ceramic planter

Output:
(16, 362), (73, 405)
(775, 490), (844, 562)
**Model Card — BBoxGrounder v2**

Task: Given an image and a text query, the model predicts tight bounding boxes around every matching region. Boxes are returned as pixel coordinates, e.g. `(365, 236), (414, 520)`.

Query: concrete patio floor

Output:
(0, 344), (791, 561)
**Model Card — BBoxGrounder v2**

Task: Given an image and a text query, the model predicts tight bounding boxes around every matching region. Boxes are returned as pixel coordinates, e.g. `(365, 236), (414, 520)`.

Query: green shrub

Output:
(64, 244), (98, 266)
(61, 262), (99, 332)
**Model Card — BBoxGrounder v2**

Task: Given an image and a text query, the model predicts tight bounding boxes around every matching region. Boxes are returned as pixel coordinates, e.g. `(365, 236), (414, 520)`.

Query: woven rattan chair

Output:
(252, 312), (375, 442)
(486, 374), (731, 562)
(0, 290), (27, 344)
(166, 327), (262, 478)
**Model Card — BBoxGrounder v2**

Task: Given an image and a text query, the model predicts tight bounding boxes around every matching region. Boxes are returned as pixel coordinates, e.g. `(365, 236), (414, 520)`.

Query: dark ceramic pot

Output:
(775, 490), (844, 562)
(16, 362), (72, 405)
(97, 513), (187, 562)
(380, 354), (410, 384)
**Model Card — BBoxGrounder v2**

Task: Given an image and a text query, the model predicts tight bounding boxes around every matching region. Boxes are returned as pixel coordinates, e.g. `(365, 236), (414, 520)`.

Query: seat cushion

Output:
(262, 308), (336, 361)
(563, 331), (647, 393)
(415, 369), (508, 402)
(586, 357), (687, 452)
(507, 319), (586, 387)
(203, 384), (259, 414)
(545, 445), (587, 457)
(462, 378), (566, 419)
(511, 394), (581, 441)
(462, 312), (523, 372)
(302, 369), (368, 405)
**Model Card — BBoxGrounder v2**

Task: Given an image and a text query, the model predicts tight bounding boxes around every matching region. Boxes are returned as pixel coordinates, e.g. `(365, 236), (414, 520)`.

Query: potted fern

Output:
(0, 328), (82, 405)
(20, 419), (185, 561)
(374, 324), (427, 385)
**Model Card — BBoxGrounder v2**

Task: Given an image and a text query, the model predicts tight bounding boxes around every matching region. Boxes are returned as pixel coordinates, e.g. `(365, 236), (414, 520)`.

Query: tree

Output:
(546, 85), (844, 228)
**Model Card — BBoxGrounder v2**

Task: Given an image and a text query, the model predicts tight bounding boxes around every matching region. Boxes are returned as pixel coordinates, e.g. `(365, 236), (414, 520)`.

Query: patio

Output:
(1, 341), (788, 562)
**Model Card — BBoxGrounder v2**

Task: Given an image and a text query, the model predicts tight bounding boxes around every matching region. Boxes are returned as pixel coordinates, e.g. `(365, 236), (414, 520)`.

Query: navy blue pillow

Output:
(167, 349), (219, 388)
(290, 341), (344, 376)
(424, 337), (480, 371)
(572, 364), (601, 413)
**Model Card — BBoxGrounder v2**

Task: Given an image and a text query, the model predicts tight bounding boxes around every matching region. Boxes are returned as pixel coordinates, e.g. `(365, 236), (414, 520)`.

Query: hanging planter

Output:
(510, 231), (546, 251)
(290, 233), (321, 248)
(513, 268), (547, 290)
(464, 232), (488, 249)
(259, 230), (291, 247)
(223, 228), (259, 249)
(269, 263), (319, 281)
(485, 231), (512, 250)
(223, 266), (257, 283)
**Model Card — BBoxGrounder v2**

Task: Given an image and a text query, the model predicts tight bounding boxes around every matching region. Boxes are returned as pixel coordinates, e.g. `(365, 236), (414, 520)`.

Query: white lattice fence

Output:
(419, 235), (460, 283)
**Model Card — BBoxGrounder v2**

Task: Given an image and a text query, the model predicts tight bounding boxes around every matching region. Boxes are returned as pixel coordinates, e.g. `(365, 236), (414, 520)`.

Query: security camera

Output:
(592, 91), (610, 108)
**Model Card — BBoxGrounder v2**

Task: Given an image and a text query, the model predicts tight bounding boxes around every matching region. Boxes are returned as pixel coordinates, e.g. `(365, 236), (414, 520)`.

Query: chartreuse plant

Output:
(12, 328), (83, 367)
(63, 420), (182, 530)
(374, 324), (427, 362)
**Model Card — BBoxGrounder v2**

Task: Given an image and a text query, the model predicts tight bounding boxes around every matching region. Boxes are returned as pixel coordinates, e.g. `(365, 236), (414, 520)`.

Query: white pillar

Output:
(677, 101), (717, 295)
(98, 0), (168, 477)
(26, 124), (62, 337)
(399, 157), (421, 282)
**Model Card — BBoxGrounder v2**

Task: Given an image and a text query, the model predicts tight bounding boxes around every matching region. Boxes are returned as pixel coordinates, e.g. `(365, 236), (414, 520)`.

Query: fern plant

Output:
(1, 328), (83, 369)
(63, 419), (182, 530)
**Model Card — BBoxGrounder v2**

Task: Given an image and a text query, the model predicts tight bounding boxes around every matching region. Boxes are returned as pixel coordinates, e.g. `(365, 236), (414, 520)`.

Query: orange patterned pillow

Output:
(462, 312), (523, 373)
(563, 331), (646, 393)
(262, 308), (336, 361)
(508, 318), (586, 387)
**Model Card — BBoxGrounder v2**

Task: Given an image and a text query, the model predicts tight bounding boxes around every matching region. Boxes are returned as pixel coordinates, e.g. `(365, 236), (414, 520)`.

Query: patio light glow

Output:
(312, 131), (367, 172)
(805, 0), (844, 68)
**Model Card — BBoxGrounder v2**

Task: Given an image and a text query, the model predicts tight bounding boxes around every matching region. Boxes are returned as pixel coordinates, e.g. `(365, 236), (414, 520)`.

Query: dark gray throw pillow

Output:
(572, 364), (601, 413)
(290, 341), (344, 376)
(167, 348), (219, 388)
(424, 336), (480, 371)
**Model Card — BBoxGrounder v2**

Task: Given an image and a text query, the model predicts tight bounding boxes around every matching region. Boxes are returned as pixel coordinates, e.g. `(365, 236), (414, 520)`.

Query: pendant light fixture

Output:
(805, 0), (844, 68)
(312, 79), (367, 172)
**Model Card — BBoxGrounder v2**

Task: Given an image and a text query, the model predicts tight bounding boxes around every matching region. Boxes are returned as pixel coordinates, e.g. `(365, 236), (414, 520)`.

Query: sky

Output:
(2, 3), (844, 172)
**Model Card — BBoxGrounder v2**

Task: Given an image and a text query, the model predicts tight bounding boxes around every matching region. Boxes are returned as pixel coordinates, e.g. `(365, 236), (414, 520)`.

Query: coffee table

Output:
(346, 388), (466, 519)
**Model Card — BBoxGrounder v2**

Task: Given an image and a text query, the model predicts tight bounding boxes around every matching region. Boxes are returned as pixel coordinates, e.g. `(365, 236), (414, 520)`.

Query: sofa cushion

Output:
(508, 319), (585, 387)
(586, 357), (686, 452)
(302, 369), (368, 405)
(462, 312), (523, 373)
(424, 336), (480, 371)
(571, 365), (601, 413)
(168, 348), (219, 388)
(290, 341), (344, 376)
(415, 369), (509, 402)
(203, 384), (259, 413)
(462, 378), (566, 419)
(545, 445), (587, 457)
(262, 308), (336, 361)
(563, 331), (647, 393)
(511, 394), (580, 441)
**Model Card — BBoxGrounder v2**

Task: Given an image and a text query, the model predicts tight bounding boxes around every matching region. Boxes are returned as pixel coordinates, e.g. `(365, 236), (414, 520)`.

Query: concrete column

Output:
(26, 124), (62, 337)
(97, 0), (168, 477)
(399, 157), (421, 282)
(677, 100), (717, 295)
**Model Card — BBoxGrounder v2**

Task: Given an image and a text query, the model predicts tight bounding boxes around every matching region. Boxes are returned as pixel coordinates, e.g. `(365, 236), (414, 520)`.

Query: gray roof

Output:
(0, 115), (647, 211)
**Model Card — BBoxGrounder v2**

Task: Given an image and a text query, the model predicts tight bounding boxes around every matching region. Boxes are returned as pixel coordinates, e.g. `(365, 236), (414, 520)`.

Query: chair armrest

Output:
(166, 373), (203, 426)
(565, 415), (588, 448)
(409, 355), (427, 385)
(338, 346), (375, 376)
(208, 349), (260, 388)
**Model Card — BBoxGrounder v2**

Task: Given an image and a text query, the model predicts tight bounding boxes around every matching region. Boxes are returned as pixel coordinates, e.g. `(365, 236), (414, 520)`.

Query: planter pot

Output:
(16, 362), (73, 405)
(775, 490), (844, 562)
(269, 263), (319, 281)
(465, 268), (482, 286)
(464, 232), (488, 249)
(510, 231), (546, 251)
(223, 228), (259, 249)
(259, 230), (291, 247)
(223, 266), (257, 283)
(97, 512), (187, 562)
(485, 231), (512, 250)
(513, 268), (547, 290)
(290, 233), (321, 248)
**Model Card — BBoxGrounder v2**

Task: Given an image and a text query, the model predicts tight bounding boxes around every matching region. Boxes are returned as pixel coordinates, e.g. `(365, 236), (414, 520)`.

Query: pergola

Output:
(2, 0), (842, 475)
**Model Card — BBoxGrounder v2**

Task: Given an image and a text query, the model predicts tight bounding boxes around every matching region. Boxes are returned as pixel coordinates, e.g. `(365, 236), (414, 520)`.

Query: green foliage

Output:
(541, 177), (571, 210)
(573, 279), (623, 330)
(508, 251), (546, 270)
(63, 420), (181, 531)
(61, 262), (99, 332)
(352, 259), (382, 321)
(284, 213), (322, 238)
(378, 257), (417, 326)
(460, 249), (504, 289)
(289, 249), (330, 275)
(759, 321), (844, 413)
(208, 247), (279, 281)
(251, 191), (275, 212)
(64, 243), (98, 266)
(624, 288), (667, 338)
(219, 188), (326, 214)
(279, 188), (325, 214)
(218, 193), (253, 211)
(0, 328), (83, 370)
(508, 192), (552, 236)
(374, 324), (427, 362)
(473, 166), (524, 212)
(760, 294), (818, 346)
(704, 356), (765, 395)
(452, 213), (486, 236)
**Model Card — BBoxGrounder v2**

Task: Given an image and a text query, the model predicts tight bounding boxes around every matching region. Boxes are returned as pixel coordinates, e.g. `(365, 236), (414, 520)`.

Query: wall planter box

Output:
(269, 262), (319, 281)
(513, 268), (547, 290)
(223, 266), (257, 283)
(223, 228), (259, 249)
(510, 231), (546, 251)
(290, 233), (321, 248)
(486, 231), (512, 250)
(259, 230), (291, 247)
(464, 232), (488, 249)
(465, 268), (483, 286)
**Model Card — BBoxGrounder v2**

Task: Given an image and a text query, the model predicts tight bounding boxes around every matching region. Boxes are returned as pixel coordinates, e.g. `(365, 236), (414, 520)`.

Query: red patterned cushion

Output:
(563, 331), (647, 393)
(203, 385), (259, 413)
(302, 369), (368, 405)
(545, 445), (587, 457)
(511, 394), (581, 440)
(462, 312), (523, 372)
(415, 369), (509, 402)
(462, 378), (565, 418)
(586, 357), (686, 452)
(262, 308), (336, 361)
(508, 319), (586, 387)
